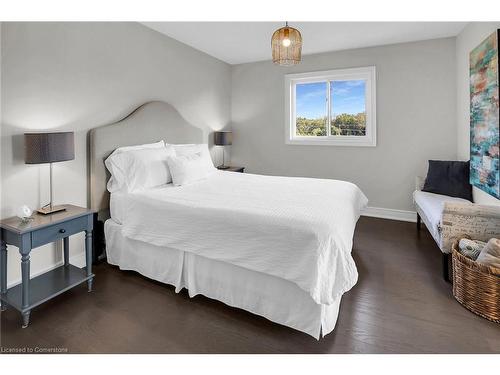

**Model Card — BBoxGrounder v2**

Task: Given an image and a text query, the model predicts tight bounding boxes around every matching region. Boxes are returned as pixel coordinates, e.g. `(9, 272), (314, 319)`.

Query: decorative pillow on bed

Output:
(167, 152), (215, 186)
(105, 145), (175, 192)
(105, 141), (165, 192)
(422, 160), (472, 201)
(170, 143), (216, 171)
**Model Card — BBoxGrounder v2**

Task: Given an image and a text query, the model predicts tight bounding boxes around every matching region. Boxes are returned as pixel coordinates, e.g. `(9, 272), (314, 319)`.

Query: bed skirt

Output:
(105, 219), (342, 339)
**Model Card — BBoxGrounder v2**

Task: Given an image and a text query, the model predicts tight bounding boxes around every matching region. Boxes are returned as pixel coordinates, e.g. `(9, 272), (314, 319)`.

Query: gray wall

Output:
(2, 24), (485, 286)
(231, 38), (457, 211)
(1, 22), (231, 285)
(456, 22), (500, 206)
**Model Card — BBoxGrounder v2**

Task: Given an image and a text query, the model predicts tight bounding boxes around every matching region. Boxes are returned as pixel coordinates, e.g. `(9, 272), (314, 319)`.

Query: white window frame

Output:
(285, 66), (376, 147)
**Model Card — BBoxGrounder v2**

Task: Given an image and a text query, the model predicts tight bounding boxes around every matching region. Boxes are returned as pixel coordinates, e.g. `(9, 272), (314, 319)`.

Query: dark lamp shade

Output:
(24, 132), (75, 164)
(214, 131), (232, 146)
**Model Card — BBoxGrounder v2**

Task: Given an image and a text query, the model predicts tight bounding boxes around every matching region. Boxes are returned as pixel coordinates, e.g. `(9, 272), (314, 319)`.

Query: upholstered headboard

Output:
(89, 101), (203, 218)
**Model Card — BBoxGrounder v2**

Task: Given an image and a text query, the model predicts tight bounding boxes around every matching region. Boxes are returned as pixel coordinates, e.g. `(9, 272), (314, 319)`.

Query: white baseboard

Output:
(7, 251), (87, 289)
(362, 206), (416, 223)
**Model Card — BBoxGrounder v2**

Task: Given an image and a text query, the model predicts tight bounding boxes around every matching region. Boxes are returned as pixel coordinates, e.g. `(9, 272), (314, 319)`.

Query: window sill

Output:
(286, 137), (376, 147)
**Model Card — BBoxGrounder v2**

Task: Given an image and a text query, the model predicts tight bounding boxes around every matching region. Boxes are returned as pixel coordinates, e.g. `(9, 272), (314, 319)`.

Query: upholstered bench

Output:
(414, 176), (500, 281)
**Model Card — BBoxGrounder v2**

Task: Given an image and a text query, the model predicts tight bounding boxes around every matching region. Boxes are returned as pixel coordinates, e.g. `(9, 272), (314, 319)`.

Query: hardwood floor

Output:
(1, 217), (499, 353)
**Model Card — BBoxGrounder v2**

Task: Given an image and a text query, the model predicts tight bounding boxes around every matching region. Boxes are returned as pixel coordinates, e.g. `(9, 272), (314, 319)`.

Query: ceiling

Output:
(142, 22), (467, 65)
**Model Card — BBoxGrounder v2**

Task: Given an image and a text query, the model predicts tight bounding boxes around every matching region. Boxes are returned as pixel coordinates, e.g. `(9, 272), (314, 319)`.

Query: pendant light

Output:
(271, 22), (302, 66)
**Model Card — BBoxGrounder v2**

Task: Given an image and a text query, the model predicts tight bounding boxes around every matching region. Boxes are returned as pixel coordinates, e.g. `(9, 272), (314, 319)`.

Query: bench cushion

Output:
(414, 190), (472, 245)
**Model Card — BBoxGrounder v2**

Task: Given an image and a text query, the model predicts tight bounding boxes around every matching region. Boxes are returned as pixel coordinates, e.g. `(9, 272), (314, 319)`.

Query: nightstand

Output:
(217, 166), (245, 173)
(0, 204), (95, 328)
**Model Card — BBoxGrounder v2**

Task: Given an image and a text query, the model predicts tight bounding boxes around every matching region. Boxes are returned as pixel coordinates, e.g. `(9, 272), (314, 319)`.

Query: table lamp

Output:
(24, 132), (75, 214)
(214, 131), (232, 169)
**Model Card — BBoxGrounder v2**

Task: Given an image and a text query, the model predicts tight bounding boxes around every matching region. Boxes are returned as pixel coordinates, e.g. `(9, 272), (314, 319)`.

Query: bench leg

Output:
(416, 213), (421, 230)
(442, 253), (451, 282)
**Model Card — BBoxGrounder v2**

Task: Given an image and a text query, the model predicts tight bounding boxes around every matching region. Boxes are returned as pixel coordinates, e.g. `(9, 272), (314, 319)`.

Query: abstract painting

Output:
(470, 29), (500, 199)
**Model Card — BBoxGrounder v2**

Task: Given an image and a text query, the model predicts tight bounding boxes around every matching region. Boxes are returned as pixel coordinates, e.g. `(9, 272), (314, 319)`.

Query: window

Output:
(285, 66), (376, 146)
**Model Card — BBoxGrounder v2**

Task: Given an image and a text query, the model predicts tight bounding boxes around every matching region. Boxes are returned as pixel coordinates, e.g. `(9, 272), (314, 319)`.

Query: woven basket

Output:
(452, 241), (500, 323)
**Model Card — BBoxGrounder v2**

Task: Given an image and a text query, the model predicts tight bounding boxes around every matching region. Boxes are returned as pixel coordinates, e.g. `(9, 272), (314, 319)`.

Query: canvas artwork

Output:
(470, 29), (500, 199)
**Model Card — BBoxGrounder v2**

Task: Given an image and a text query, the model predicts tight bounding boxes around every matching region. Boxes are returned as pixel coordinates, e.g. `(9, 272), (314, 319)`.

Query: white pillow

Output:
(170, 143), (216, 171)
(105, 141), (165, 192)
(167, 152), (215, 186)
(106, 145), (175, 192)
(112, 140), (165, 155)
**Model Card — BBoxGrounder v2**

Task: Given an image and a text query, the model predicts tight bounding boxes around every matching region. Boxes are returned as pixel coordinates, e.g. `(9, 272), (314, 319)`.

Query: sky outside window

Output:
(295, 79), (366, 137)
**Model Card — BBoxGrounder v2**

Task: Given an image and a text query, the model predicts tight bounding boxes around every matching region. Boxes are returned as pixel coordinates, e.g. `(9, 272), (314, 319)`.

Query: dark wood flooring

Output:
(1, 217), (499, 353)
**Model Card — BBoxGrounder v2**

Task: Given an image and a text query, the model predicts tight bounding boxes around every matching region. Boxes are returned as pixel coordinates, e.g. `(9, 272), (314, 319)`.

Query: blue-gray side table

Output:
(0, 204), (95, 328)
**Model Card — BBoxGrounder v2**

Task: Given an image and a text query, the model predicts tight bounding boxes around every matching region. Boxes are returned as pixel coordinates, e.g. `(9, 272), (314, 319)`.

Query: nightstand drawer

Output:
(31, 215), (89, 248)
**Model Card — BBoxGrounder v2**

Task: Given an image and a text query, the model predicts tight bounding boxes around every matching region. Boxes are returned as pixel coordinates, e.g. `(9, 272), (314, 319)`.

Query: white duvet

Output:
(120, 171), (368, 305)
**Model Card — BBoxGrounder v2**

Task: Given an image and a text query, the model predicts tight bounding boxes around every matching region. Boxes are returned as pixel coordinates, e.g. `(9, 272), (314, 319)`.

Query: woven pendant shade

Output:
(271, 22), (302, 66)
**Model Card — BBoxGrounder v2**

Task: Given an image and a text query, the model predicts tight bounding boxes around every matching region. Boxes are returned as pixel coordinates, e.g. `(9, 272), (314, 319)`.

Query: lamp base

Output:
(37, 205), (66, 215)
(217, 165), (230, 170)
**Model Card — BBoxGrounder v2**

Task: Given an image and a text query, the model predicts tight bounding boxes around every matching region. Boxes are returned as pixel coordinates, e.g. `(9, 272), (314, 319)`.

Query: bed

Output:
(89, 101), (368, 339)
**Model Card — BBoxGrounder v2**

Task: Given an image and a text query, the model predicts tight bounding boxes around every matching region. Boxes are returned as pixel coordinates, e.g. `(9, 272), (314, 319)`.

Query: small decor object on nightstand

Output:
(25, 132), (75, 215)
(214, 131), (232, 169)
(16, 205), (33, 224)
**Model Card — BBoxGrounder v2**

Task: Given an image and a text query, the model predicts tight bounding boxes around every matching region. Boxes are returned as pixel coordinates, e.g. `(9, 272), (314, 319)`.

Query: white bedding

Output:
(119, 171), (368, 305)
(105, 219), (341, 339)
(109, 190), (126, 224)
